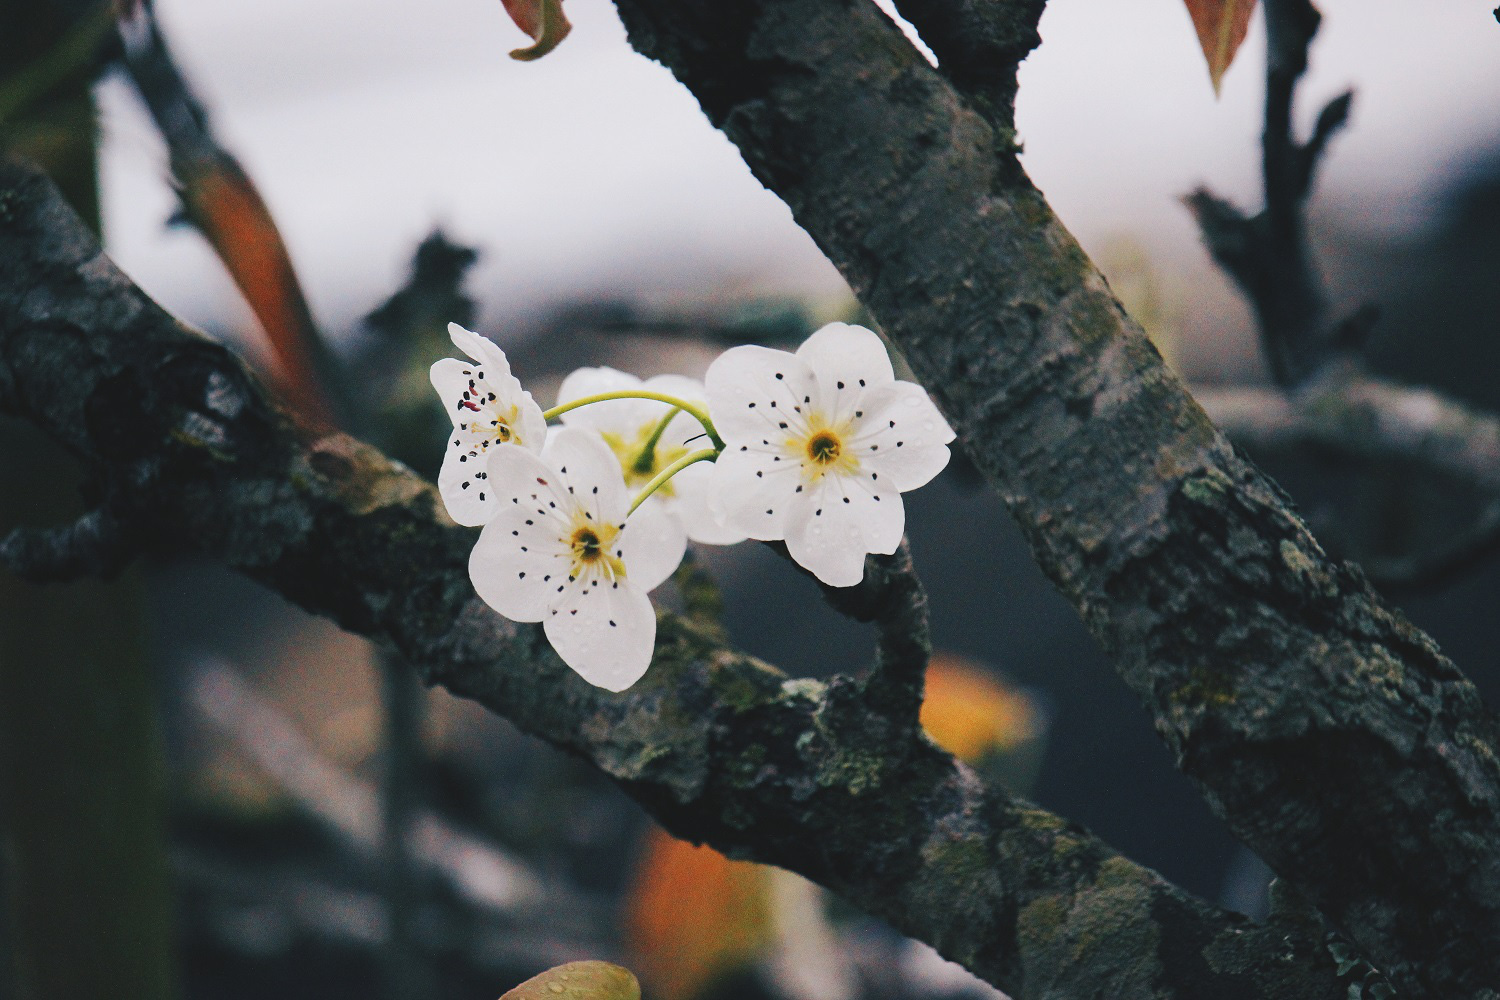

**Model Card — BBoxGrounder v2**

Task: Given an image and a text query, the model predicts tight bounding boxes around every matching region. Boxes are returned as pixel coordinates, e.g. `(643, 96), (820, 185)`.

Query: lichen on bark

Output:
(0, 157), (1353, 999)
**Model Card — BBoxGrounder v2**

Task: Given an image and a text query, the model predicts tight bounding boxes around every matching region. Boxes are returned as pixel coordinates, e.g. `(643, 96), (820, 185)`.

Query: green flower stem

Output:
(627, 448), (718, 517)
(543, 390), (724, 450)
(633, 406), (682, 474)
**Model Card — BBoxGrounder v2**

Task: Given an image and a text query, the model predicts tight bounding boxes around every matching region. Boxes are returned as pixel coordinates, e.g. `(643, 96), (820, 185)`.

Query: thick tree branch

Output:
(604, 2), (1500, 996)
(0, 158), (1348, 1000)
(887, 0), (1044, 138)
(1200, 376), (1500, 591)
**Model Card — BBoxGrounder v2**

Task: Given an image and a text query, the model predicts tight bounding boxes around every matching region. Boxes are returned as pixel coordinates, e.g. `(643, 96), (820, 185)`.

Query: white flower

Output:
(467, 429), (686, 691)
(704, 322), (955, 587)
(555, 367), (745, 545)
(430, 323), (548, 526)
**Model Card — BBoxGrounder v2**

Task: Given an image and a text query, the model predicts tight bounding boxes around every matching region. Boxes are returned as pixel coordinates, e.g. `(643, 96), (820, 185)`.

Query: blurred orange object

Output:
(920, 653), (1045, 765)
(622, 829), (774, 1000)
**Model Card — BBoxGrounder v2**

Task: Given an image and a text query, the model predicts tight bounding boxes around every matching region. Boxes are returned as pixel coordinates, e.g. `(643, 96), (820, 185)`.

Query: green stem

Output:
(543, 390), (723, 450)
(633, 406), (682, 475)
(628, 448), (718, 517)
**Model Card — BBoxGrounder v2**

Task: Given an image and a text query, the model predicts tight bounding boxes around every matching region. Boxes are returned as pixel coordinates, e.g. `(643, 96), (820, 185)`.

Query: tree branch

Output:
(603, 2), (1500, 996)
(819, 540), (931, 732)
(1199, 375), (1500, 591)
(1186, 0), (1354, 386)
(0, 157), (1349, 1000)
(887, 0), (1045, 140)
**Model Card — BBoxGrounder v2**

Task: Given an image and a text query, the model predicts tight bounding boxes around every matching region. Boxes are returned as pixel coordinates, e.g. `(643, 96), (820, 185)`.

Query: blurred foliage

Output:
(623, 829), (774, 1000)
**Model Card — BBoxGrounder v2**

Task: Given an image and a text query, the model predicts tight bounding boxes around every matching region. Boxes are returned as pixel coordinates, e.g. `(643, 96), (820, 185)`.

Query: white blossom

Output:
(430, 323), (547, 526)
(555, 367), (744, 545)
(704, 322), (955, 587)
(467, 429), (685, 691)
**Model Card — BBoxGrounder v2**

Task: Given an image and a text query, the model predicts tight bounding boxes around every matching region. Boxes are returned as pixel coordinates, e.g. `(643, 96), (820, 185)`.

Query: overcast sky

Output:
(96, 0), (1500, 354)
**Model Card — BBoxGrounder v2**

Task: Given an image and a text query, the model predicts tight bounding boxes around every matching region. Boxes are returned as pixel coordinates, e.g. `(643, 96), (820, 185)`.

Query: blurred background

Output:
(4, 0), (1500, 997)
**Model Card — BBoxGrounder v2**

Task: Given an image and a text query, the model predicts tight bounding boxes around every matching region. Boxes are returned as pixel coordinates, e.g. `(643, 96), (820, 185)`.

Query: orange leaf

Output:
(920, 654), (1044, 765)
(178, 153), (334, 429)
(499, 0), (571, 61)
(1182, 0), (1257, 94)
(622, 829), (774, 1000)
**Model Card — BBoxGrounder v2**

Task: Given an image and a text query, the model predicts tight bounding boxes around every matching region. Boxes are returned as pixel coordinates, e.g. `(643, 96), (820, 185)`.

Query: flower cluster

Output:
(432, 321), (954, 690)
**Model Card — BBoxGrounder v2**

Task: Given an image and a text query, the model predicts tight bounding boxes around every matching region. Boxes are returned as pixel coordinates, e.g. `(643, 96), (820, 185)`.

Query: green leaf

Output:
(502, 962), (641, 1000)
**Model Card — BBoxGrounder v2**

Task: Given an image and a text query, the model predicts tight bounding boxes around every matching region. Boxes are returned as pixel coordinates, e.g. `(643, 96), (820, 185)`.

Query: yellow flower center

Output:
(569, 521), (625, 578)
(807, 430), (841, 464)
(794, 420), (859, 483)
(488, 401), (522, 444)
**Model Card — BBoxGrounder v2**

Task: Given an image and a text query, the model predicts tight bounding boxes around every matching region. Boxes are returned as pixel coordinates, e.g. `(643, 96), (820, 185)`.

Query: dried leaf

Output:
(920, 654), (1044, 764)
(623, 829), (774, 1000)
(500, 0), (572, 61)
(502, 962), (641, 1000)
(1182, 0), (1257, 94)
(178, 153), (335, 428)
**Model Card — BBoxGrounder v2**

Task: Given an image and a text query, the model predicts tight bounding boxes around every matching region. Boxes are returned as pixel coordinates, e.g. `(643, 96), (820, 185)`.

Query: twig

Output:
(1185, 0), (1356, 386)
(817, 541), (931, 733)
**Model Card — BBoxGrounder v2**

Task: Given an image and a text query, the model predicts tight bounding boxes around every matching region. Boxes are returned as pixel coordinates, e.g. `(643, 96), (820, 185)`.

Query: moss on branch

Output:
(0, 158), (1350, 1000)
(604, 1), (1500, 996)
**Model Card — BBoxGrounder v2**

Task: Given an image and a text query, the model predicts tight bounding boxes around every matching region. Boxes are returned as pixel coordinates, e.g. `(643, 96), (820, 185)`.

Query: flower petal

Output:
(439, 427), (502, 526)
(469, 507), (571, 623)
(467, 445), (577, 618)
(849, 382), (956, 492)
(542, 429), (630, 525)
(431, 343), (546, 451)
(430, 357), (480, 426)
(783, 472), (905, 587)
(545, 577), (656, 691)
(556, 366), (650, 432)
(706, 445), (802, 541)
(448, 322), (512, 373)
(796, 323), (895, 421)
(618, 497), (687, 592)
(704, 345), (819, 446)
(669, 461), (747, 545)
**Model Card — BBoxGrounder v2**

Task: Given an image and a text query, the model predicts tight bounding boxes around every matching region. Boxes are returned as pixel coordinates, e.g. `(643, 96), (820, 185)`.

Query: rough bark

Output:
(0, 158), (1348, 1000)
(1201, 375), (1500, 590)
(603, 2), (1500, 997)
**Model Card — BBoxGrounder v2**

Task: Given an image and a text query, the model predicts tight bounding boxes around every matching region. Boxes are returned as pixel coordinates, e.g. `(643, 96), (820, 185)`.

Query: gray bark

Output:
(0, 157), (1349, 1000)
(604, 1), (1500, 997)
